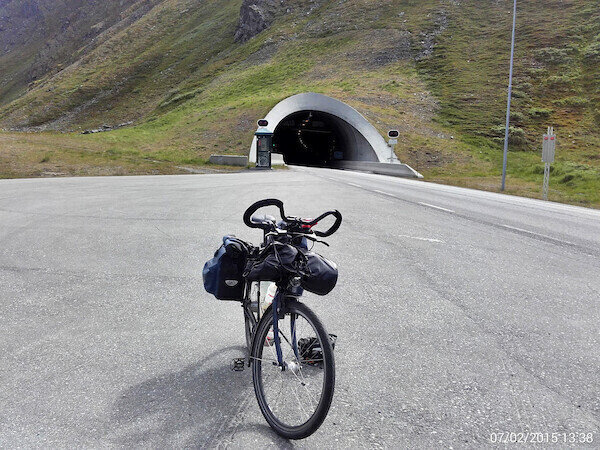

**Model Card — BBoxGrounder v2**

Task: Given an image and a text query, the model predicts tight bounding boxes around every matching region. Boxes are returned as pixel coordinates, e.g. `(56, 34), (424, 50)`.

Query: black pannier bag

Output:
(203, 235), (251, 301)
(300, 251), (338, 296)
(244, 242), (301, 282)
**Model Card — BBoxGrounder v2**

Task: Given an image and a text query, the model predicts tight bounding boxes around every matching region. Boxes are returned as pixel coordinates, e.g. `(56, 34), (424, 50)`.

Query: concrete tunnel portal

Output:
(249, 93), (398, 167)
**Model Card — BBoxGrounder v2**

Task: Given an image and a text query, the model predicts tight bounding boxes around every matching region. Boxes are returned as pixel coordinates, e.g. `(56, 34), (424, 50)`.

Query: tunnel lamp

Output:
(387, 130), (399, 163)
(255, 119), (273, 169)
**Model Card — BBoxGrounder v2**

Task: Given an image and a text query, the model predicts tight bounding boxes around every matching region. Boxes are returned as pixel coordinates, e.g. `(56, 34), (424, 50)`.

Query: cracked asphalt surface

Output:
(1, 167), (599, 448)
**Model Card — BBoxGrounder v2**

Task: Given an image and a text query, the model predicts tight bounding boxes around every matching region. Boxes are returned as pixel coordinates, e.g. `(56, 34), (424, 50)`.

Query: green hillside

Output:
(0, 0), (599, 206)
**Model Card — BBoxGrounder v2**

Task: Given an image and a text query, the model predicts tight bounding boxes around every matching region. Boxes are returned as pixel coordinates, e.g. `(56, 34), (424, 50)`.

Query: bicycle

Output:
(204, 198), (342, 439)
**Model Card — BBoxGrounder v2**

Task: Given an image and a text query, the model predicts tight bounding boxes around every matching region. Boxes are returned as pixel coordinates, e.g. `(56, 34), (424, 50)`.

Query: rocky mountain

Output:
(235, 0), (326, 42)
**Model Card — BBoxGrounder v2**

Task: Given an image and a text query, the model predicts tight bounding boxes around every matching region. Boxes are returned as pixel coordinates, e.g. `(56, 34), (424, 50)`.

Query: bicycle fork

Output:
(272, 290), (300, 370)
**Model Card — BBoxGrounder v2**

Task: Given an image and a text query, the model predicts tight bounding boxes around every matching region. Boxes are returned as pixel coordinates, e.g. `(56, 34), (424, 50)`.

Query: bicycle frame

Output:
(244, 280), (301, 369)
(271, 290), (301, 368)
(242, 281), (258, 343)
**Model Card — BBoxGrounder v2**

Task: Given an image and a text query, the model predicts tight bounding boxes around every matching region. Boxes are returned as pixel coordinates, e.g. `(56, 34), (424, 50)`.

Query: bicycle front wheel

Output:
(251, 300), (335, 439)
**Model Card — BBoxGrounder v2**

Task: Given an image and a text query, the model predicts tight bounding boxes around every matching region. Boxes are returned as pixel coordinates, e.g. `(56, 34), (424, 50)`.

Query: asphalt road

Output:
(1, 167), (599, 448)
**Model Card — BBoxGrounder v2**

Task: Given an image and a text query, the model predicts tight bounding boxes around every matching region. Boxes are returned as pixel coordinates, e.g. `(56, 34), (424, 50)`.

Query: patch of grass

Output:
(511, 90), (530, 100)
(583, 41), (600, 62)
(544, 73), (580, 89)
(528, 107), (554, 118)
(489, 126), (527, 148)
(0, 131), (241, 178)
(159, 90), (201, 109)
(533, 47), (574, 65)
(553, 96), (590, 107)
(510, 111), (525, 123)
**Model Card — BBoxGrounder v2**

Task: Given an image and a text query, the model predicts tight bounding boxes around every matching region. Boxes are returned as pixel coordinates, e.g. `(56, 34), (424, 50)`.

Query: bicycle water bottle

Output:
(261, 282), (277, 314)
(249, 283), (260, 312)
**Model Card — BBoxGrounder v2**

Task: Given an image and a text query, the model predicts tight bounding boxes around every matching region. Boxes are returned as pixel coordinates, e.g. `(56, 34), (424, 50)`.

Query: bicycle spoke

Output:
(289, 365), (317, 408)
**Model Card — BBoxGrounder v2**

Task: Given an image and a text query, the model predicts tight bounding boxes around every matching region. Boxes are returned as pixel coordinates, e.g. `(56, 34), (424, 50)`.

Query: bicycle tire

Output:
(251, 300), (335, 439)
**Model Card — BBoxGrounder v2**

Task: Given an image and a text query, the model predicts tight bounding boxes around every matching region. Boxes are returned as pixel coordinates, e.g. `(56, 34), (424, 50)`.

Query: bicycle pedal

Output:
(231, 358), (245, 371)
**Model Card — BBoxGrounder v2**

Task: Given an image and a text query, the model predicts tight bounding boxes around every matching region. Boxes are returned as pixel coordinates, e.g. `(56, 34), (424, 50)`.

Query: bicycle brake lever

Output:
(304, 236), (330, 247)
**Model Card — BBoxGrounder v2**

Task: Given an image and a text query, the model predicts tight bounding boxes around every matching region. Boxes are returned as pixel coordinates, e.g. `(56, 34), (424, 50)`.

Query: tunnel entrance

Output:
(249, 93), (397, 166)
(273, 111), (345, 167)
(273, 110), (379, 167)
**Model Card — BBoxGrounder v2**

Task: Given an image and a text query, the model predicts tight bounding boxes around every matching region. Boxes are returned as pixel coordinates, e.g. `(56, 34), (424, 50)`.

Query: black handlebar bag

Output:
(203, 235), (250, 300)
(244, 242), (302, 282)
(245, 243), (338, 296)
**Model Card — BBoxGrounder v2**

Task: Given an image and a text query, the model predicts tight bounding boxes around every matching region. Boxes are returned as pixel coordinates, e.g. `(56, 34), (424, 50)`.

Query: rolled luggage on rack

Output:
(300, 250), (338, 296)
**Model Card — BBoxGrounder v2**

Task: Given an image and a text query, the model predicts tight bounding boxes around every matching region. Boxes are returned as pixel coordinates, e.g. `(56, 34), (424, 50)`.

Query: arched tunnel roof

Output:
(249, 93), (398, 164)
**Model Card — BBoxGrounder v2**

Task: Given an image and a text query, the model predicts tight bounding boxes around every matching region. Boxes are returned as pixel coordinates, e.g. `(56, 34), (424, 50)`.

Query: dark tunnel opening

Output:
(272, 110), (376, 167)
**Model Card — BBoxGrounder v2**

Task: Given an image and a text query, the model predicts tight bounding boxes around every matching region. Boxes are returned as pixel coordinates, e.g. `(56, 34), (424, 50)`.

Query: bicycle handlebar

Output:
(242, 198), (342, 237)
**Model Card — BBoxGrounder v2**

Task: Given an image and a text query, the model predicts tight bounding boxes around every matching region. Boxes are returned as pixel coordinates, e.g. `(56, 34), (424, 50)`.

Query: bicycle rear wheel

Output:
(251, 300), (335, 439)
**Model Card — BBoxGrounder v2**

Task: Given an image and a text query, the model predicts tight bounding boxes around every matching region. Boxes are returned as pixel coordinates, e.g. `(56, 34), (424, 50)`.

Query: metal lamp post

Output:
(501, 0), (518, 192)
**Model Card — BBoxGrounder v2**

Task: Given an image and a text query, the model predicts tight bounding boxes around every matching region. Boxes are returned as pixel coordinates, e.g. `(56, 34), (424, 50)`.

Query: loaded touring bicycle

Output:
(203, 199), (342, 439)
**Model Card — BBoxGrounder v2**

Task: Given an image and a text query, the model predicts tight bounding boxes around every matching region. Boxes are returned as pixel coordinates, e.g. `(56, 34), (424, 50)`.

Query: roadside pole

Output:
(542, 126), (556, 200)
(501, 0), (518, 191)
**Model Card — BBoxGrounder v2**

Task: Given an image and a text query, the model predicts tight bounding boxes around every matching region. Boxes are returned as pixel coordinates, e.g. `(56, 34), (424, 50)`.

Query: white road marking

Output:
(397, 234), (445, 244)
(347, 182), (362, 188)
(500, 224), (574, 245)
(418, 202), (455, 213)
(374, 189), (397, 198)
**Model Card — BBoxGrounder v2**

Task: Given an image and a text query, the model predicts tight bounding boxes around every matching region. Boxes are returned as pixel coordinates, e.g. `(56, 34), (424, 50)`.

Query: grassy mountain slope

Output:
(0, 0), (599, 206)
(0, 0), (160, 105)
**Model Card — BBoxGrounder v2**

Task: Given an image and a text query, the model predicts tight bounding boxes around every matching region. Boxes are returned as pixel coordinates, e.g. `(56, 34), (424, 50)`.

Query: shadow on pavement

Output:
(109, 346), (294, 447)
